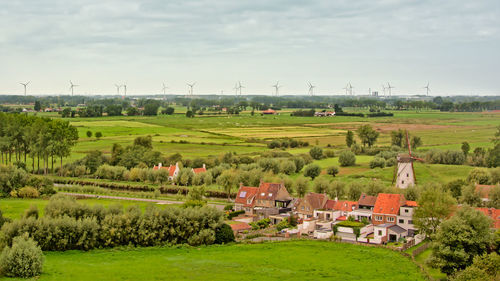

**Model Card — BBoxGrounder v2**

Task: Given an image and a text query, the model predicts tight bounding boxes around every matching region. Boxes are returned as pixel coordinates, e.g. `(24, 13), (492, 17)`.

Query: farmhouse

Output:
(153, 162), (179, 181)
(234, 181), (293, 218)
(192, 164), (207, 174)
(295, 192), (328, 219)
(234, 185), (258, 215)
(372, 193), (406, 225)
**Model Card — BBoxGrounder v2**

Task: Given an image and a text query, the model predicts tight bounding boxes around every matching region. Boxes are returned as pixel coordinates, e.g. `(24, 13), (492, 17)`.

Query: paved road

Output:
(60, 192), (226, 210)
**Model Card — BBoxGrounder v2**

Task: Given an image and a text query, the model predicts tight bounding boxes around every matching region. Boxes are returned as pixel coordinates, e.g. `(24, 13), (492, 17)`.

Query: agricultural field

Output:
(0, 240), (425, 281)
(48, 109), (498, 164)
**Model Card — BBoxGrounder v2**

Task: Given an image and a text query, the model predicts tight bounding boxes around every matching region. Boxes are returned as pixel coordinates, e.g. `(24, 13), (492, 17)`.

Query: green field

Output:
(0, 240), (425, 281)
(0, 197), (174, 220)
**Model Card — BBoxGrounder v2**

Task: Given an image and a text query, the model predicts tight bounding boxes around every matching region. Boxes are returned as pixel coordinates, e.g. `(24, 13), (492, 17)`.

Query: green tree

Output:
(451, 253), (500, 281)
(186, 110), (194, 118)
(309, 147), (323, 160)
(133, 135), (153, 149)
(391, 129), (405, 147)
(95, 132), (102, 140)
(467, 168), (491, 184)
(410, 136), (423, 149)
(293, 176), (309, 197)
(461, 142), (470, 156)
(347, 182), (363, 201)
(313, 177), (330, 193)
(328, 181), (345, 199)
(460, 185), (482, 207)
(414, 184), (456, 239)
(431, 206), (493, 275)
(303, 164), (321, 180)
(338, 150), (356, 167)
(326, 166), (339, 177)
(216, 170), (238, 199)
(34, 101), (41, 112)
(86, 130), (92, 138)
(345, 130), (354, 147)
(0, 235), (44, 278)
(487, 185), (500, 209)
(356, 125), (379, 147)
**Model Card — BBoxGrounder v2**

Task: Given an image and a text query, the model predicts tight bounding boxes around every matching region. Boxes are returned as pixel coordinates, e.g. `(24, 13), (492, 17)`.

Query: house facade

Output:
(372, 193), (406, 225)
(234, 185), (258, 215)
(153, 162), (180, 181)
(234, 181), (292, 218)
(295, 192), (328, 219)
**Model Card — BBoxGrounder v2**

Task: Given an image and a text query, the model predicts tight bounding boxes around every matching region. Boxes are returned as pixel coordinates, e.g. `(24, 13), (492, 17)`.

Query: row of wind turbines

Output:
(17, 81), (432, 97)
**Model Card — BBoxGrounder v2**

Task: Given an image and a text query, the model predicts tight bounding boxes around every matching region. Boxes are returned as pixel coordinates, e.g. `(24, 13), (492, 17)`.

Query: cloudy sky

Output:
(1, 0), (499, 96)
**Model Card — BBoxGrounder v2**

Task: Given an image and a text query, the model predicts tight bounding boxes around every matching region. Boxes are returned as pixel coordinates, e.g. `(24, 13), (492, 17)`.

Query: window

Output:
(375, 216), (383, 221)
(408, 220), (413, 224)
(239, 191), (247, 198)
(268, 193), (272, 197)
(399, 219), (404, 224)
(261, 193), (265, 196)
(378, 230), (382, 236)
(402, 180), (405, 184)
(306, 207), (310, 211)
(387, 217), (395, 222)
(326, 214), (331, 219)
(406, 173), (409, 177)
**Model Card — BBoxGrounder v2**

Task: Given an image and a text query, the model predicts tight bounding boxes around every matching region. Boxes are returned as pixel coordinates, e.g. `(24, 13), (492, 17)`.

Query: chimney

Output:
(240, 182), (243, 188)
(203, 163), (206, 169)
(158, 163), (162, 168)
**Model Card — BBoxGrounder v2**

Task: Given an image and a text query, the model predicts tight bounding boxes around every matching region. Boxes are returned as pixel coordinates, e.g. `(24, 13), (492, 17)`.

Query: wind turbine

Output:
(237, 81), (244, 96)
(348, 83), (354, 96)
(114, 84), (121, 95)
(233, 83), (239, 95)
(272, 81), (281, 96)
(69, 81), (79, 96)
(381, 84), (387, 97)
(343, 84), (349, 95)
(387, 82), (394, 96)
(308, 82), (315, 96)
(122, 83), (127, 97)
(423, 82), (430, 96)
(20, 82), (30, 96)
(187, 82), (196, 97)
(162, 83), (169, 95)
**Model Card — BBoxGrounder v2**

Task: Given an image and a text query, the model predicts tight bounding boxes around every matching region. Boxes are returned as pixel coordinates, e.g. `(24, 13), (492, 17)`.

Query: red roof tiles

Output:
(333, 200), (358, 212)
(476, 208), (500, 229)
(230, 222), (252, 232)
(235, 186), (258, 207)
(373, 193), (406, 215)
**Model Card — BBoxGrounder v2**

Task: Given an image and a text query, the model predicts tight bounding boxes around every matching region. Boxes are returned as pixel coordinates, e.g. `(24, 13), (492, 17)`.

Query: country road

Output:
(60, 192), (226, 210)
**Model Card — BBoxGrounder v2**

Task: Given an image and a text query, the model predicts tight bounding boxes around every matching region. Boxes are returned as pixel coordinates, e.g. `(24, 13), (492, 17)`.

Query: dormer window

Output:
(268, 193), (272, 197)
(261, 193), (265, 196)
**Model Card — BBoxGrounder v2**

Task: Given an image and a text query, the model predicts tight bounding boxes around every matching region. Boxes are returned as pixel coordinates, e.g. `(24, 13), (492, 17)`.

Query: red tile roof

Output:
(358, 193), (377, 207)
(235, 186), (258, 207)
(168, 165), (177, 177)
(336, 216), (347, 221)
(324, 199), (336, 210)
(475, 184), (497, 200)
(333, 200), (358, 212)
(262, 109), (276, 114)
(405, 201), (418, 207)
(230, 222), (252, 232)
(255, 182), (284, 201)
(373, 193), (406, 215)
(476, 208), (500, 229)
(304, 192), (328, 210)
(192, 167), (207, 174)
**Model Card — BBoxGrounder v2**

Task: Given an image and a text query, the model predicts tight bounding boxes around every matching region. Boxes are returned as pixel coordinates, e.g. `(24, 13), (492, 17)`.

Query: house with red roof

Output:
(313, 199), (342, 221)
(191, 164), (207, 175)
(261, 109), (277, 115)
(295, 192), (328, 219)
(372, 193), (406, 226)
(153, 162), (179, 181)
(234, 185), (259, 215)
(475, 207), (500, 229)
(475, 184), (498, 203)
(397, 200), (418, 236)
(333, 200), (359, 217)
(234, 181), (292, 218)
(230, 222), (252, 234)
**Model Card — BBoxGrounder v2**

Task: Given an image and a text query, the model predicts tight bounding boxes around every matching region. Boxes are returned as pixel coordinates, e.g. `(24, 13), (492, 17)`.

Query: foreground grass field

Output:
(1, 240), (425, 281)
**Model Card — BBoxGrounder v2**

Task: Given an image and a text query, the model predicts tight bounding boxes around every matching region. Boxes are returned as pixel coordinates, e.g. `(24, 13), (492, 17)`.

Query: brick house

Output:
(153, 162), (179, 181)
(295, 192), (328, 219)
(192, 164), (207, 175)
(372, 193), (406, 225)
(234, 181), (292, 218)
(234, 185), (258, 215)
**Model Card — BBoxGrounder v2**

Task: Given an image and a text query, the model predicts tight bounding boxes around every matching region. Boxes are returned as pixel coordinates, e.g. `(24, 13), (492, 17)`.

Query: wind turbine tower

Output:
(20, 82), (30, 96)
(343, 84), (349, 95)
(114, 84), (121, 95)
(69, 81), (79, 96)
(272, 81), (281, 96)
(233, 83), (239, 96)
(349, 83), (354, 96)
(187, 82), (196, 97)
(381, 84), (387, 97)
(237, 81), (244, 97)
(162, 83), (169, 95)
(387, 82), (394, 96)
(308, 82), (315, 96)
(424, 82), (431, 96)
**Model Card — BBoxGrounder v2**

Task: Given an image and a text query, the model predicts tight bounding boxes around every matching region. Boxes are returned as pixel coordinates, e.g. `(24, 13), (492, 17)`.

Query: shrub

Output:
(279, 160), (296, 175)
(324, 149), (335, 158)
(467, 168), (492, 184)
(227, 210), (245, 220)
(304, 164), (321, 180)
(17, 187), (39, 198)
(309, 147), (324, 160)
(95, 164), (128, 180)
(350, 143), (363, 155)
(0, 235), (44, 278)
(214, 224), (235, 244)
(326, 166), (339, 177)
(369, 157), (386, 169)
(339, 150), (356, 167)
(313, 177), (330, 193)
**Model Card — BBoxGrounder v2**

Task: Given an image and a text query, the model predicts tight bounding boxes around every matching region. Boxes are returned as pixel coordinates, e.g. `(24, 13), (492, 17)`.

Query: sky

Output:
(0, 0), (499, 96)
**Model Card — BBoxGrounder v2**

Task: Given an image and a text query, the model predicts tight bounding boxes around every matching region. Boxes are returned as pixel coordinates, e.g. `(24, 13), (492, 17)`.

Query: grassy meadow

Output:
(0, 240), (425, 281)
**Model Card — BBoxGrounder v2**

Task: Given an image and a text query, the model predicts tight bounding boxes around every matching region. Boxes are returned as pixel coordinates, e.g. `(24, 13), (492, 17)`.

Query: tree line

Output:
(0, 113), (78, 174)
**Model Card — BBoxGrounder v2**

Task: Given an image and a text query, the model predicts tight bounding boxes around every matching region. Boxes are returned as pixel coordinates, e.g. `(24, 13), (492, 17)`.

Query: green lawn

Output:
(1, 240), (426, 281)
(0, 197), (172, 220)
(414, 248), (447, 281)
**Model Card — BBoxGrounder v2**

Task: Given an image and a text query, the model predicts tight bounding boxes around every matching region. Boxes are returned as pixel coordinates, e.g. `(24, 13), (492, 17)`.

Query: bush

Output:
(227, 210), (245, 220)
(324, 149), (335, 158)
(309, 147), (324, 160)
(313, 177), (330, 193)
(95, 164), (128, 180)
(17, 187), (39, 198)
(326, 166), (339, 177)
(339, 150), (356, 167)
(304, 164), (321, 180)
(467, 168), (492, 184)
(0, 235), (44, 278)
(214, 224), (235, 244)
(279, 160), (296, 175)
(369, 157), (386, 169)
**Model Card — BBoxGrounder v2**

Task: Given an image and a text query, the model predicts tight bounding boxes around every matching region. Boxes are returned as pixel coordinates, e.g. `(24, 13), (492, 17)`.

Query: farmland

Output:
(0, 240), (425, 281)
